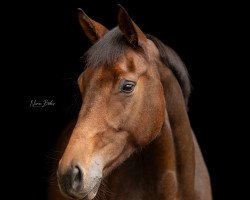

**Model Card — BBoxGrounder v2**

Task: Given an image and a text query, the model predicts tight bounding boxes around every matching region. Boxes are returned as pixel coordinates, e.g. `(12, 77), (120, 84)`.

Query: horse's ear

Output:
(77, 8), (108, 44)
(117, 4), (147, 46)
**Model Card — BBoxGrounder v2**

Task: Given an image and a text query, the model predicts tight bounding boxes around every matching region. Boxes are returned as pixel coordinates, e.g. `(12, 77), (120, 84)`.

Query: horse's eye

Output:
(120, 81), (136, 93)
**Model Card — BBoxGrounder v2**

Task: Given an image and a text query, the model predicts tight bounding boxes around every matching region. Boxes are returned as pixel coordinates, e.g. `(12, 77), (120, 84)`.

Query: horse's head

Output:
(57, 5), (174, 200)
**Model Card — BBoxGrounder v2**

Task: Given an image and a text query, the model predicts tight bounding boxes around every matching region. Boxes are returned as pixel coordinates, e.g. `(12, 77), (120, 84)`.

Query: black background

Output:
(9, 0), (247, 199)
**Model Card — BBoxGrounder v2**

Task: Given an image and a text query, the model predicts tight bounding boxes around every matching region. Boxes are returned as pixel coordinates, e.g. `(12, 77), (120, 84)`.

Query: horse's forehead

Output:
(111, 40), (159, 76)
(111, 51), (148, 77)
(81, 46), (156, 82)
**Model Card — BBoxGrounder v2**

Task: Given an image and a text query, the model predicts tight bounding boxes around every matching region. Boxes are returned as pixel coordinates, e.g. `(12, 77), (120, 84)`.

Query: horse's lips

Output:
(82, 179), (102, 200)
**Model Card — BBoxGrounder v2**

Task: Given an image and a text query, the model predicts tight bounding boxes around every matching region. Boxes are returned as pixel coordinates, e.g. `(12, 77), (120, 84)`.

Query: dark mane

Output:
(84, 28), (191, 106)
(146, 34), (191, 106)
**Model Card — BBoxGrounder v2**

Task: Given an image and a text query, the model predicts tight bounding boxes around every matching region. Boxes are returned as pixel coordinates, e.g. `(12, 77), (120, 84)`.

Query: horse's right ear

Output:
(117, 4), (147, 47)
(77, 8), (108, 44)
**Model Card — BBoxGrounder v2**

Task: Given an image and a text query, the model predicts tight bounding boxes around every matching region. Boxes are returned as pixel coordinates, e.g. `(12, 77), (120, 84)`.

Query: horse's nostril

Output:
(71, 165), (83, 190)
(57, 164), (84, 196)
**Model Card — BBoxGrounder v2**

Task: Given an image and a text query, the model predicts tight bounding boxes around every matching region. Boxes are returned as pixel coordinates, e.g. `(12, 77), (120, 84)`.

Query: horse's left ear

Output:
(117, 4), (147, 46)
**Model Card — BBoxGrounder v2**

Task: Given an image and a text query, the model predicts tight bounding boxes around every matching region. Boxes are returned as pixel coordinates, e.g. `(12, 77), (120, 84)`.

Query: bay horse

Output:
(48, 5), (212, 200)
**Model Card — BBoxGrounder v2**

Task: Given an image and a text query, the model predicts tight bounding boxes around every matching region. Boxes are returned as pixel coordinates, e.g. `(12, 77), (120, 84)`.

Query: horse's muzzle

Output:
(57, 165), (84, 198)
(57, 162), (102, 200)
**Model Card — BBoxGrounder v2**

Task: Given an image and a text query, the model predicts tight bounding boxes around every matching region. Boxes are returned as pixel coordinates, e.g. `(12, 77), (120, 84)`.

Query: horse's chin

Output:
(59, 179), (101, 200)
(85, 191), (98, 200)
(81, 180), (101, 200)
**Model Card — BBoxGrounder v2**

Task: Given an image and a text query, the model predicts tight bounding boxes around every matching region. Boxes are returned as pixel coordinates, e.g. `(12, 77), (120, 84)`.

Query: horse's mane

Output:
(146, 34), (191, 106)
(84, 27), (191, 106)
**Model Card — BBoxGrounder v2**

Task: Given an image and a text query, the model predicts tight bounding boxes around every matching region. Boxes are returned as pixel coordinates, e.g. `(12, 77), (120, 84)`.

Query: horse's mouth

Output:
(80, 179), (102, 200)
(60, 178), (102, 200)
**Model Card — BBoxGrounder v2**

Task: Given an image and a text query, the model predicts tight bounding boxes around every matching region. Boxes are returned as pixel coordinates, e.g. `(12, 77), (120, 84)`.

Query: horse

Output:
(48, 5), (212, 200)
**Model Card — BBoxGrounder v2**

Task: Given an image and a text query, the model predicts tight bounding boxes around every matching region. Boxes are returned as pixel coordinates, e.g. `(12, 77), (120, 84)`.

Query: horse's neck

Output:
(140, 124), (179, 199)
(105, 130), (177, 200)
(106, 88), (194, 200)
(159, 64), (195, 200)
(106, 123), (191, 200)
